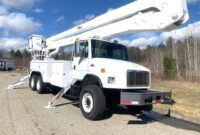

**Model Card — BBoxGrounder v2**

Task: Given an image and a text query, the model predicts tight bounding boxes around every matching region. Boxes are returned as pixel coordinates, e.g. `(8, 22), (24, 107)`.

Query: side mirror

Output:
(75, 41), (80, 55)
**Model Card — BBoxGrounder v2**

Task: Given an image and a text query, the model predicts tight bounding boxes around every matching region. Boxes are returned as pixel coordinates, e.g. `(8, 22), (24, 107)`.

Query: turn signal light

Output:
(90, 64), (94, 67)
(101, 68), (106, 73)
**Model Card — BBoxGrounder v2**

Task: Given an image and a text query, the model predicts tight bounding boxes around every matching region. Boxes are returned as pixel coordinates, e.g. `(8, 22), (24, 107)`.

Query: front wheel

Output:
(80, 85), (106, 120)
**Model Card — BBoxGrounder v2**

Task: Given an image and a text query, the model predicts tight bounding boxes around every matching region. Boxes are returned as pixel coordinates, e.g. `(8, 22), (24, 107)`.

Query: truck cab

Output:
(73, 39), (170, 106)
(73, 39), (150, 90)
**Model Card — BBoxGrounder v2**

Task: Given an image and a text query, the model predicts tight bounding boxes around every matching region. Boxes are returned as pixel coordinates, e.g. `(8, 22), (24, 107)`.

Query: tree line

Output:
(0, 49), (31, 69)
(128, 36), (200, 82)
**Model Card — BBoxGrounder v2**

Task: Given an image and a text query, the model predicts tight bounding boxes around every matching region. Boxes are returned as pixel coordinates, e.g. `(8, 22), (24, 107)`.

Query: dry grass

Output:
(151, 79), (200, 120)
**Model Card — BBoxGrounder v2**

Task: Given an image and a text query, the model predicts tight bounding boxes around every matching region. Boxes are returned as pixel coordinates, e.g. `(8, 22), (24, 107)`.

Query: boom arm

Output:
(29, 0), (189, 51)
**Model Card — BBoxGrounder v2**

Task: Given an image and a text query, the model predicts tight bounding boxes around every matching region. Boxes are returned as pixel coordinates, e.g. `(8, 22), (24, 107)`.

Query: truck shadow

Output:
(49, 94), (200, 132)
(46, 90), (200, 133)
(65, 102), (164, 124)
(48, 90), (166, 123)
(127, 110), (167, 125)
(103, 105), (158, 123)
(55, 101), (78, 107)
(106, 105), (200, 133)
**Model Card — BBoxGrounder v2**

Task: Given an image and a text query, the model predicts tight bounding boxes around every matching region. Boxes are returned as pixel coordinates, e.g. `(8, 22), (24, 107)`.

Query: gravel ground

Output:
(0, 72), (200, 135)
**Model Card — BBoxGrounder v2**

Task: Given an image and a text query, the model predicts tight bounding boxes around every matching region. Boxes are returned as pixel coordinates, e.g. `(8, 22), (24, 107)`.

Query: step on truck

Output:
(28, 0), (189, 120)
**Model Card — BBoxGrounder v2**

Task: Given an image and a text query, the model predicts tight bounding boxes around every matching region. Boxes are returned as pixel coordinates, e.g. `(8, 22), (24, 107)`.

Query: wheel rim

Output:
(36, 79), (41, 91)
(82, 93), (93, 113)
(31, 77), (35, 88)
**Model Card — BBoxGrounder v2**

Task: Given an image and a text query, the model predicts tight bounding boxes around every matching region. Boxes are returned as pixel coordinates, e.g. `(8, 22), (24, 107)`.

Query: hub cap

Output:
(82, 93), (93, 113)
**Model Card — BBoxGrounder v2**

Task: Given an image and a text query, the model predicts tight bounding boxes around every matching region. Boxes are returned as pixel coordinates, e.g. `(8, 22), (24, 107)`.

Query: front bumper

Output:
(120, 89), (172, 105)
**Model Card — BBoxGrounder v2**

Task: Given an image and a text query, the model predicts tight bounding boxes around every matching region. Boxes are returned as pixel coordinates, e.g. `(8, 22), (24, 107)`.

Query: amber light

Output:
(90, 64), (95, 67)
(101, 68), (106, 73)
(120, 100), (132, 105)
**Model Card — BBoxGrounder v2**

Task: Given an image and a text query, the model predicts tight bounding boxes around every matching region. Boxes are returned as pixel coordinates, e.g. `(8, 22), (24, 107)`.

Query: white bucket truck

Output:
(0, 59), (14, 71)
(28, 0), (189, 120)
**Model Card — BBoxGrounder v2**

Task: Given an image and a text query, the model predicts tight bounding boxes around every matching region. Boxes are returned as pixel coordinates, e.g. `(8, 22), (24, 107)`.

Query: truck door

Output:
(73, 40), (89, 79)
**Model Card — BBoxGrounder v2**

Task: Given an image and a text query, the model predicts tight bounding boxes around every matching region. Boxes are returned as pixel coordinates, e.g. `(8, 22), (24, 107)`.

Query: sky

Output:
(0, 0), (200, 49)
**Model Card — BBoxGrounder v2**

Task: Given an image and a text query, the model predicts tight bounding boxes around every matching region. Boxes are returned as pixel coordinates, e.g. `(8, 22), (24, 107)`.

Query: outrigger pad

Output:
(7, 85), (15, 90)
(45, 102), (56, 109)
(7, 75), (30, 90)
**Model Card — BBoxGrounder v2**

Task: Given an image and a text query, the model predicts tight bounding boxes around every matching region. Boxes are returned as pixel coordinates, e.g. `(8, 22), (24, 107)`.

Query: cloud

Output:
(111, 38), (131, 45)
(130, 32), (158, 39)
(107, 8), (114, 13)
(0, 0), (40, 9)
(187, 0), (200, 4)
(111, 36), (161, 49)
(52, 8), (58, 14)
(0, 5), (8, 15)
(73, 14), (95, 26)
(130, 37), (162, 48)
(0, 12), (42, 34)
(33, 8), (43, 13)
(0, 37), (27, 49)
(113, 21), (200, 48)
(161, 21), (200, 40)
(0, 0), (42, 50)
(55, 16), (65, 23)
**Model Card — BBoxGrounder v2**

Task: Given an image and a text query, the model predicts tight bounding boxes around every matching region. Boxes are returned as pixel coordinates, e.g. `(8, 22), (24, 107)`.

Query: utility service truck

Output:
(0, 59), (14, 71)
(26, 0), (188, 120)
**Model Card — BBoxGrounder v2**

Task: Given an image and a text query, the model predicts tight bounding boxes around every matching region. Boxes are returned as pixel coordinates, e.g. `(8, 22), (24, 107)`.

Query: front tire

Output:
(80, 85), (106, 120)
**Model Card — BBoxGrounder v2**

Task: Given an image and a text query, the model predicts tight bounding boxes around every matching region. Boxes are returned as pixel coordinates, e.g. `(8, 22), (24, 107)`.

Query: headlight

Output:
(108, 77), (115, 84)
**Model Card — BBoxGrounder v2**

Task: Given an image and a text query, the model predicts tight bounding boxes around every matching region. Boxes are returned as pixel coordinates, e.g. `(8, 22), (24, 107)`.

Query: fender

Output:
(81, 74), (103, 89)
(30, 71), (42, 78)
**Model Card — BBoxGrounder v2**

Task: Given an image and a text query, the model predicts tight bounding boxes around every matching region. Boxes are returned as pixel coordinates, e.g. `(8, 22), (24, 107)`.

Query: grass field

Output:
(151, 79), (200, 121)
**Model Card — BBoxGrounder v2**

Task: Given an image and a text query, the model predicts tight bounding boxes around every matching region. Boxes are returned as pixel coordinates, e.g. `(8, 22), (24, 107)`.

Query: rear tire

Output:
(80, 85), (106, 120)
(36, 76), (45, 94)
(29, 75), (37, 91)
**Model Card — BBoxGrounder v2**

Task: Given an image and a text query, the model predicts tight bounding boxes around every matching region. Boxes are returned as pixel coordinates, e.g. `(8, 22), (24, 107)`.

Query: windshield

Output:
(91, 40), (128, 61)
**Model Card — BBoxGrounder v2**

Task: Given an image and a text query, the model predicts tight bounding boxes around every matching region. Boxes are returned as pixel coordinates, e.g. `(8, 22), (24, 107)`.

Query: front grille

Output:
(127, 70), (149, 87)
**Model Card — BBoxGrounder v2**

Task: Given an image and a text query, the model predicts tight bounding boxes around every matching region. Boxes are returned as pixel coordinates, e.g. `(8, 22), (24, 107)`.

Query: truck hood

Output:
(90, 58), (150, 72)
(89, 58), (150, 89)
